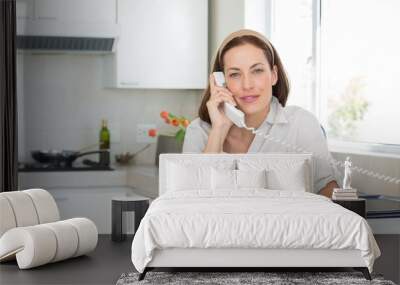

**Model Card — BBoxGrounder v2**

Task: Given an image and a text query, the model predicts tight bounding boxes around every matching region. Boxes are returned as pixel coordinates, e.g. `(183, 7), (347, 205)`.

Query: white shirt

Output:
(182, 96), (342, 193)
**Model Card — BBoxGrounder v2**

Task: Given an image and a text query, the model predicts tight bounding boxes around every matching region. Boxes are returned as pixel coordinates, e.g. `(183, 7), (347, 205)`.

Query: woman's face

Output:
(222, 43), (278, 115)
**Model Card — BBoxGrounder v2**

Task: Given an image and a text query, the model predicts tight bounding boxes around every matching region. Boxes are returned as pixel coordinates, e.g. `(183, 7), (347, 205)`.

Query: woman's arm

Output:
(203, 126), (230, 153)
(294, 110), (342, 197)
(318, 180), (339, 198)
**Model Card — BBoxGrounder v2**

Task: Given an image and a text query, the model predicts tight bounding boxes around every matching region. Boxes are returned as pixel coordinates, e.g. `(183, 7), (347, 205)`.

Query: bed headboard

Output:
(158, 153), (314, 195)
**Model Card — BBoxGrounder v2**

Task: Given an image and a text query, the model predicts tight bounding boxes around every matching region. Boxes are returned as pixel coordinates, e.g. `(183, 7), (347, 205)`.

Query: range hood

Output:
(17, 36), (115, 52)
(17, 20), (119, 53)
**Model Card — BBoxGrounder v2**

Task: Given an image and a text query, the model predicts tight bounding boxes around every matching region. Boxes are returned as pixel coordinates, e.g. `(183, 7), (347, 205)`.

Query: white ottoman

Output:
(0, 189), (98, 269)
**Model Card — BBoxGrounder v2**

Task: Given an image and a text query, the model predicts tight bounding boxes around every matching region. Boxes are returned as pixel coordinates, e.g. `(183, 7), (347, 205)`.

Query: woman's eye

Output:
(254, 68), (264, 73)
(229, 73), (239, 78)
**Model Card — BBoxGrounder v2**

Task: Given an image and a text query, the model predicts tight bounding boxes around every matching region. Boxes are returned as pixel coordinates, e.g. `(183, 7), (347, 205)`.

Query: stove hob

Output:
(18, 162), (113, 172)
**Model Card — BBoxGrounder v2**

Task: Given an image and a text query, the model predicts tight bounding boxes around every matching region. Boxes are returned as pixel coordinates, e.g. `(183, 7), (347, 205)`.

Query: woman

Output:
(182, 29), (341, 198)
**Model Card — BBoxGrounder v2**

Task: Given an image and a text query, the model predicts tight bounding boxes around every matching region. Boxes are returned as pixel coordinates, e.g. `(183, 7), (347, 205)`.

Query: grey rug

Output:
(116, 271), (396, 285)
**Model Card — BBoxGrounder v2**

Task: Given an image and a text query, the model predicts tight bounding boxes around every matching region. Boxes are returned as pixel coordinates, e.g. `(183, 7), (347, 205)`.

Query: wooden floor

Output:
(0, 235), (398, 285)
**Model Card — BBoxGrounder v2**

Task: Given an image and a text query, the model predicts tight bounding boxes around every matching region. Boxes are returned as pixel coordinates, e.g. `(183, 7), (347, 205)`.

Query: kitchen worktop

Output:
(18, 163), (129, 189)
(18, 163), (158, 192)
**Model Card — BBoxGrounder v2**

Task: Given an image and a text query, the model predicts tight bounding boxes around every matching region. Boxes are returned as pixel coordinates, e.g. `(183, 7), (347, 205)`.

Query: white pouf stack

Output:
(0, 189), (98, 269)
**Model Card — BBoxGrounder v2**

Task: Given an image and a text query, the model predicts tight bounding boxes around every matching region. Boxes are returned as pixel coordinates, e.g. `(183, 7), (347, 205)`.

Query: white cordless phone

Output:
(212, 72), (247, 128)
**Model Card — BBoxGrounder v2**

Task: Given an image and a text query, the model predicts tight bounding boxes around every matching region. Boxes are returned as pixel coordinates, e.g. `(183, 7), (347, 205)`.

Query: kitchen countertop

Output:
(18, 163), (129, 189)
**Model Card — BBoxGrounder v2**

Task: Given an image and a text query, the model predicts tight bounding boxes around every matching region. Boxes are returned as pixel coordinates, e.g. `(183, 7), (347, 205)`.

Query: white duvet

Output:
(131, 189), (380, 273)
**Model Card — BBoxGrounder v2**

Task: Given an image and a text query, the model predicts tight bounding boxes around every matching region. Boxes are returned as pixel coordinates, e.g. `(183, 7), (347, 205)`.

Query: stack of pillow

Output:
(164, 158), (310, 193)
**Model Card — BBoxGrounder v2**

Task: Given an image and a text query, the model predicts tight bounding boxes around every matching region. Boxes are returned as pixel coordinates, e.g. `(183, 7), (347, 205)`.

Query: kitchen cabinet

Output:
(16, 0), (34, 21)
(49, 186), (136, 234)
(103, 0), (208, 89)
(16, 0), (117, 37)
(18, 169), (133, 234)
(33, 0), (116, 25)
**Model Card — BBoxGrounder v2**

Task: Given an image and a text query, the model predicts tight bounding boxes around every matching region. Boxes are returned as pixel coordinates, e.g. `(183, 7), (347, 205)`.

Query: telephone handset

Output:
(213, 72), (247, 128)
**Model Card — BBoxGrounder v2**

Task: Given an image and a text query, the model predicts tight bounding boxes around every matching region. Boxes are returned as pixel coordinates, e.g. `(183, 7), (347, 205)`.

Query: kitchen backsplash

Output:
(17, 53), (203, 165)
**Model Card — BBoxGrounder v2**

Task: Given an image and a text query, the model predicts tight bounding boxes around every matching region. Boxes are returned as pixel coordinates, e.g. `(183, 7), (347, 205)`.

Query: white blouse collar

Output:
(258, 96), (288, 130)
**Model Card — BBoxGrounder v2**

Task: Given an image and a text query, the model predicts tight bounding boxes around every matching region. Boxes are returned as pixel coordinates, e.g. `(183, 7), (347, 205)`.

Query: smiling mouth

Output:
(240, 96), (259, 103)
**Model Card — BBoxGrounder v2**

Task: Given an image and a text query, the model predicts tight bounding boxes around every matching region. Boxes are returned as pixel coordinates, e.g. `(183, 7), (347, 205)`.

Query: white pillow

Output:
(236, 169), (267, 189)
(166, 162), (212, 191)
(211, 168), (268, 190)
(266, 162), (307, 191)
(211, 168), (237, 190)
(238, 159), (309, 192)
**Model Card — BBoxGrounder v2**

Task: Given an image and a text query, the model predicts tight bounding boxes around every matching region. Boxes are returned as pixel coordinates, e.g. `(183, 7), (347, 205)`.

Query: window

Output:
(320, 0), (400, 149)
(264, 0), (400, 153)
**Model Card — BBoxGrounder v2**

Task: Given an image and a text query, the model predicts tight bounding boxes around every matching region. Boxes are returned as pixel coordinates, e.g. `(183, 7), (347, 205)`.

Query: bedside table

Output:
(111, 194), (150, 242)
(332, 198), (366, 218)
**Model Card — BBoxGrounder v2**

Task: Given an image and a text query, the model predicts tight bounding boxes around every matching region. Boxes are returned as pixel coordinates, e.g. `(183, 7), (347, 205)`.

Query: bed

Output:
(131, 153), (381, 281)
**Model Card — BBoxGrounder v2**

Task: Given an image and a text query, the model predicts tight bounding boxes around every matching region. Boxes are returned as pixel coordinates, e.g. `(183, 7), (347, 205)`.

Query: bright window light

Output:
(320, 0), (400, 146)
(267, 0), (400, 151)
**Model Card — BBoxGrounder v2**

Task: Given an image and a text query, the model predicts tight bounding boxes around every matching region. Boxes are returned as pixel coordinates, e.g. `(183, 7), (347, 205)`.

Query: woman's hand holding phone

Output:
(207, 74), (237, 130)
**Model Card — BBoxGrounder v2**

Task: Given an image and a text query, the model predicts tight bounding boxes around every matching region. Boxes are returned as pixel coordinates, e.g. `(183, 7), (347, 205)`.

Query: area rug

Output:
(116, 271), (396, 285)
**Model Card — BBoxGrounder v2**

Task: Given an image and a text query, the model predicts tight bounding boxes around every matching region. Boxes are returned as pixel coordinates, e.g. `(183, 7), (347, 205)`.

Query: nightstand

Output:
(332, 198), (366, 218)
(111, 194), (150, 242)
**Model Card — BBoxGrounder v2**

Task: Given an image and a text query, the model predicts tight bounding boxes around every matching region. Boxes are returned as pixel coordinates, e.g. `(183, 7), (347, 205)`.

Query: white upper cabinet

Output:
(17, 0), (117, 37)
(33, 0), (115, 24)
(16, 0), (34, 21)
(103, 0), (208, 89)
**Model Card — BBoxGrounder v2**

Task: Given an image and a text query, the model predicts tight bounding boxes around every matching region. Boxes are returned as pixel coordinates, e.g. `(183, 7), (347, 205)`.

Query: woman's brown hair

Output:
(198, 30), (290, 125)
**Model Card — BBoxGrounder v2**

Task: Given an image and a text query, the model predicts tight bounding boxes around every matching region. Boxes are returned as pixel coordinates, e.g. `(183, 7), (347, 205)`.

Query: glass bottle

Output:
(99, 119), (110, 150)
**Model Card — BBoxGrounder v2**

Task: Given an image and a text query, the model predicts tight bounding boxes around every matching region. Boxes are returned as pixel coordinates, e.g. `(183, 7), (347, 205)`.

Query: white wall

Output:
(209, 0), (245, 66)
(244, 0), (272, 37)
(18, 52), (202, 165)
